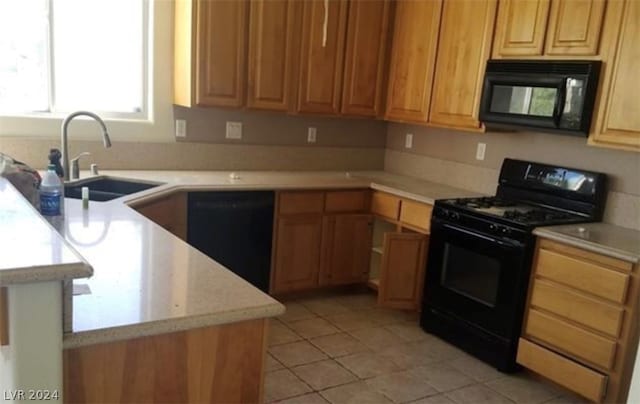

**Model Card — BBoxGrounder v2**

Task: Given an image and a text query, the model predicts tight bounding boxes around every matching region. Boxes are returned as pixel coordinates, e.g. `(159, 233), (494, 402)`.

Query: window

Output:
(0, 0), (148, 118)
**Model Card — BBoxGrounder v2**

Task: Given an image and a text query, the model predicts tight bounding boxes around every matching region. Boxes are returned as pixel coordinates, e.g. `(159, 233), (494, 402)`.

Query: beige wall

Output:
(174, 106), (387, 148)
(385, 123), (640, 231)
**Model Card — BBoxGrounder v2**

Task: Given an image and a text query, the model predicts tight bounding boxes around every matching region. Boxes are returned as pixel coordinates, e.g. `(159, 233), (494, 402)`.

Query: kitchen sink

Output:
(65, 177), (162, 202)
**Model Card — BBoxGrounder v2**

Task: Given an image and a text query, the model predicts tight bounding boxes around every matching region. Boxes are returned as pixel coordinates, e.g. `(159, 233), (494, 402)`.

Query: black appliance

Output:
(420, 158), (607, 372)
(479, 60), (601, 136)
(188, 191), (275, 292)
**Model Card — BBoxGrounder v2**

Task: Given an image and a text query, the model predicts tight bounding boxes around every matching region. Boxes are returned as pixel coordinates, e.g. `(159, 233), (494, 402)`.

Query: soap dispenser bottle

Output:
(48, 148), (64, 179)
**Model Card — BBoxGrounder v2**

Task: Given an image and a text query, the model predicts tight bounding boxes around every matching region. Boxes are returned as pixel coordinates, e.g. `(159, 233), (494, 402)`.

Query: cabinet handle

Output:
(322, 0), (329, 47)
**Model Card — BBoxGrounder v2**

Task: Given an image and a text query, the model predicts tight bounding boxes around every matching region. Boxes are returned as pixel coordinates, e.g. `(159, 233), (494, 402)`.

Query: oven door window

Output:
(441, 243), (501, 307)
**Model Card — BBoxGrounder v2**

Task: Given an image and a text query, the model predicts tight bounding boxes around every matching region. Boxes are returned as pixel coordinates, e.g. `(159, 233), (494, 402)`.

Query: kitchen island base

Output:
(64, 319), (267, 403)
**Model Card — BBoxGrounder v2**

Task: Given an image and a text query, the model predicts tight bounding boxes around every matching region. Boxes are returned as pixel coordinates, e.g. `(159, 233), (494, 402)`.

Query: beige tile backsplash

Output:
(2, 110), (638, 231)
(0, 137), (384, 172)
(385, 148), (640, 231)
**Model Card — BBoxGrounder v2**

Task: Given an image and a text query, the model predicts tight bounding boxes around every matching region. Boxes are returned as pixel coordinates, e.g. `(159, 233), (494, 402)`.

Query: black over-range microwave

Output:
(479, 60), (601, 136)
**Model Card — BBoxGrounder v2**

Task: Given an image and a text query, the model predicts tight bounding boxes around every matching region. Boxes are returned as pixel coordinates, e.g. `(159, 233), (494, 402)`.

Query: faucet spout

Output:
(61, 111), (111, 181)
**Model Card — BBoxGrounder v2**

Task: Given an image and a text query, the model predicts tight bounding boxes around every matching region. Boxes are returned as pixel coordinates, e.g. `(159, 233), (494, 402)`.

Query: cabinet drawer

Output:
(530, 279), (624, 338)
(539, 239), (633, 273)
(517, 338), (607, 403)
(325, 190), (369, 213)
(279, 192), (325, 214)
(399, 200), (432, 232)
(536, 248), (629, 304)
(525, 309), (617, 370)
(371, 192), (401, 220)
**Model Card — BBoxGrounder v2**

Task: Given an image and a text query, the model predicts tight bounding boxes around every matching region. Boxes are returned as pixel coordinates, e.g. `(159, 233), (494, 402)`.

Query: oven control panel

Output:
(433, 206), (528, 243)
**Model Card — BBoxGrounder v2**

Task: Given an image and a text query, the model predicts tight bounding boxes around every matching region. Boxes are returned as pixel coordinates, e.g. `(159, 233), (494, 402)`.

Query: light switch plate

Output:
(307, 127), (317, 143)
(226, 121), (243, 139)
(476, 142), (486, 160)
(405, 133), (413, 149)
(175, 119), (187, 138)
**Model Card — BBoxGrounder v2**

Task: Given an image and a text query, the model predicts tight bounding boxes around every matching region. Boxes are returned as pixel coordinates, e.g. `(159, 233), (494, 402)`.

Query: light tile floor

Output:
(265, 291), (589, 404)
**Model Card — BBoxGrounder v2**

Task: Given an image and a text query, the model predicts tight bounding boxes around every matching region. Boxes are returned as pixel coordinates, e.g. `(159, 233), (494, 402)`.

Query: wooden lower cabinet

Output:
(518, 239), (640, 403)
(378, 232), (427, 310)
(271, 190), (374, 294)
(271, 214), (323, 294)
(134, 193), (188, 241)
(64, 319), (267, 403)
(320, 214), (373, 286)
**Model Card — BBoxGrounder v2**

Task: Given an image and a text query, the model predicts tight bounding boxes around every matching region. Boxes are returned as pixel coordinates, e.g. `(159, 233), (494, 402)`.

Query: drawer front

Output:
(530, 279), (624, 338)
(371, 192), (401, 220)
(539, 239), (633, 273)
(525, 309), (617, 370)
(536, 248), (629, 304)
(399, 199), (432, 232)
(279, 191), (325, 214)
(325, 190), (369, 213)
(517, 338), (607, 403)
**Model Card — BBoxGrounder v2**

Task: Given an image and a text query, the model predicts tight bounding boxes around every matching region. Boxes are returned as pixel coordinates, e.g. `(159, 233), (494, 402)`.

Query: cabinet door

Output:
(544, 0), (606, 56)
(136, 194), (187, 241)
(429, 0), (497, 130)
(493, 0), (550, 57)
(296, 0), (348, 114)
(247, 0), (297, 111)
(590, 0), (640, 150)
(320, 214), (373, 286)
(341, 0), (390, 117)
(195, 0), (247, 107)
(378, 233), (427, 310)
(384, 0), (442, 123)
(272, 215), (323, 293)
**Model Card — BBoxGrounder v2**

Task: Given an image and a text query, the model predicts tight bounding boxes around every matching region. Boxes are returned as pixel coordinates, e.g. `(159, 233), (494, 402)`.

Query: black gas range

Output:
(420, 158), (607, 372)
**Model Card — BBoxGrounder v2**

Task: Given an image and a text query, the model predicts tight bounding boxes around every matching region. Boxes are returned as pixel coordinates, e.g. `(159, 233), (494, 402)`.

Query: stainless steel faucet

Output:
(61, 111), (111, 181)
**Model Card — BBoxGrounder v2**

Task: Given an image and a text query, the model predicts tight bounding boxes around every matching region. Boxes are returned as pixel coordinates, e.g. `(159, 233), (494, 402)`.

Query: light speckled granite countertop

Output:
(62, 170), (477, 348)
(534, 223), (640, 264)
(0, 178), (92, 285)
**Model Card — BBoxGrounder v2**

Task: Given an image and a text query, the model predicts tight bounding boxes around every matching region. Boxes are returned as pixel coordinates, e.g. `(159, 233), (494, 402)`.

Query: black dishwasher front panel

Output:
(187, 191), (275, 292)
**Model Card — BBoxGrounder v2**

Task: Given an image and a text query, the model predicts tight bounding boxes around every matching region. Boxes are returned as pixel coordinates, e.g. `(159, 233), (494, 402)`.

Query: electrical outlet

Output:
(405, 133), (413, 149)
(476, 142), (486, 160)
(175, 119), (187, 138)
(307, 127), (317, 143)
(226, 121), (243, 139)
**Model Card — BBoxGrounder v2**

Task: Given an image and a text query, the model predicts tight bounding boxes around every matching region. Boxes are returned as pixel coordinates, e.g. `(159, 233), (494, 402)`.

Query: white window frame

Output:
(0, 0), (151, 121)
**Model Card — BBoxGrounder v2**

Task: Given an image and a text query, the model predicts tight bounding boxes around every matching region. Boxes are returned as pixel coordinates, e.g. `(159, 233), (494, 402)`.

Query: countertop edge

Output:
(0, 262), (93, 286)
(63, 302), (285, 349)
(369, 183), (436, 205)
(533, 228), (640, 264)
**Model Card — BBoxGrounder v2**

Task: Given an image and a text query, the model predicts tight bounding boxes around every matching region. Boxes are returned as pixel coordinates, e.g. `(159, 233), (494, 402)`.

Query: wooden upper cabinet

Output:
(341, 0), (390, 117)
(320, 214), (373, 286)
(378, 233), (427, 310)
(296, 0), (348, 115)
(247, 0), (297, 111)
(545, 0), (606, 56)
(385, 0), (442, 123)
(429, 0), (497, 131)
(493, 0), (551, 57)
(590, 0), (640, 151)
(174, 0), (248, 107)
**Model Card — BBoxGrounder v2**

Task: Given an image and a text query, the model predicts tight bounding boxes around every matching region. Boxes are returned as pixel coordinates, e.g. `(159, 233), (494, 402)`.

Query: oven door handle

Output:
(442, 223), (524, 249)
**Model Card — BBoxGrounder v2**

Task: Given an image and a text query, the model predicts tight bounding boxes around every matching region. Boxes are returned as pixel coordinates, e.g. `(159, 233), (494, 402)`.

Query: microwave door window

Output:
(490, 85), (557, 117)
